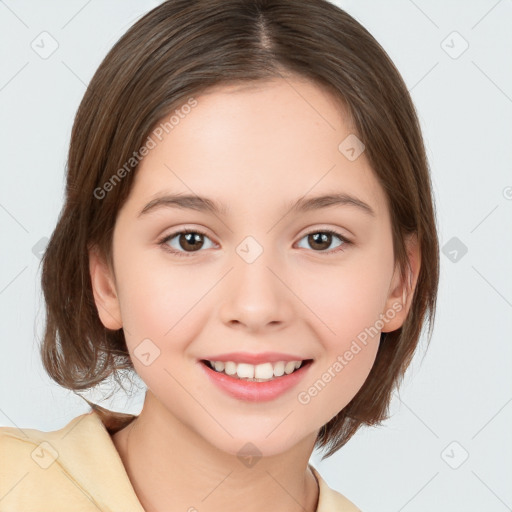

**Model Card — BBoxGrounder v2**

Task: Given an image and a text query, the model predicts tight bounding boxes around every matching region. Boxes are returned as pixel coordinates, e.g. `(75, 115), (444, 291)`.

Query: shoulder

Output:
(0, 411), (107, 466)
(310, 464), (362, 512)
(0, 413), (87, 474)
(0, 412), (105, 510)
(0, 411), (143, 511)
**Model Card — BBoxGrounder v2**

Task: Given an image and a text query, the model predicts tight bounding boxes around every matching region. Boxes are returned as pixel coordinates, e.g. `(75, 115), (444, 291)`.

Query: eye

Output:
(296, 229), (351, 255)
(158, 228), (352, 258)
(158, 228), (215, 257)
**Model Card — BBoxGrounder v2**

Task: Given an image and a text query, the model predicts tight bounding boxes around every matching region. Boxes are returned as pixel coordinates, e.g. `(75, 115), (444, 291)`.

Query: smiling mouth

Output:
(200, 359), (313, 382)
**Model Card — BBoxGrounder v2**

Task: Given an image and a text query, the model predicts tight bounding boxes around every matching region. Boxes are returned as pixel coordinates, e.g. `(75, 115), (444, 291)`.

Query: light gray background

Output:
(1, 1), (511, 510)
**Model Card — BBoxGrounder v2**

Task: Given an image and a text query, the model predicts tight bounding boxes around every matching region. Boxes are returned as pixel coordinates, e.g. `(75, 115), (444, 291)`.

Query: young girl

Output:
(0, 0), (439, 510)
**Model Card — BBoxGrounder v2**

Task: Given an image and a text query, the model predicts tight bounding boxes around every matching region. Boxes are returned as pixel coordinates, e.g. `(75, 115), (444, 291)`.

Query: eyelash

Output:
(158, 228), (352, 258)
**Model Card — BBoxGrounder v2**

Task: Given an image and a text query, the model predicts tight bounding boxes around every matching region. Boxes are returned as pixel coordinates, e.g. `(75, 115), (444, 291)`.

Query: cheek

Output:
(299, 251), (392, 348)
(113, 250), (222, 391)
(296, 298), (381, 426)
(115, 246), (207, 338)
(297, 342), (380, 429)
(294, 251), (392, 418)
(114, 256), (208, 392)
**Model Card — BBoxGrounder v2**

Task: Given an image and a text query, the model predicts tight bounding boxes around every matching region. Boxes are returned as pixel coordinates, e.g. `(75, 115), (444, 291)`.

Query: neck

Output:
(112, 391), (320, 512)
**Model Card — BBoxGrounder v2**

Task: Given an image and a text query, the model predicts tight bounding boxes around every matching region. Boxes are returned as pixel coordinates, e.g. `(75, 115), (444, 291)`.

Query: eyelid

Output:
(158, 224), (353, 258)
(297, 224), (353, 241)
(158, 224), (215, 242)
(296, 228), (352, 255)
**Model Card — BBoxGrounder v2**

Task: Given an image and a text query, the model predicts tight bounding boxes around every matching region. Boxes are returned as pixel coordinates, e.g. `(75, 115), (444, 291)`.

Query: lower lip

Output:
(199, 360), (313, 402)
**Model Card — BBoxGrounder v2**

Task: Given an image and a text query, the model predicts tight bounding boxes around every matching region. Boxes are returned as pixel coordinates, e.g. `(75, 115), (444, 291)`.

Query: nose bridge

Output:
(218, 232), (292, 330)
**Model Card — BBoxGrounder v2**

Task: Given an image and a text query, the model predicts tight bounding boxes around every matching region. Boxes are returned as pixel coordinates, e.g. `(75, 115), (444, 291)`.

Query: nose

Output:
(218, 247), (294, 333)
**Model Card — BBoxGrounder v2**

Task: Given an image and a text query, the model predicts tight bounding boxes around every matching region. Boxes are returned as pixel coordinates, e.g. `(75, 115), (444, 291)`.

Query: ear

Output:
(88, 246), (123, 330)
(381, 233), (421, 333)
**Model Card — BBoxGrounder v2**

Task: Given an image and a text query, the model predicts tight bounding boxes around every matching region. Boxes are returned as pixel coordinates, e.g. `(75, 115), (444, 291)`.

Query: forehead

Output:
(123, 77), (388, 221)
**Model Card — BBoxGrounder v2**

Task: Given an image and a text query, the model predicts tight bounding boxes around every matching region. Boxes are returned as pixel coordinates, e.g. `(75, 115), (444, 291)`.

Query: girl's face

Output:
(90, 77), (414, 457)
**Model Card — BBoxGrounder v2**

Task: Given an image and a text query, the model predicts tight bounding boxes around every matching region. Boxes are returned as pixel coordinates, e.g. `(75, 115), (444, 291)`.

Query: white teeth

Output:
(237, 363), (256, 379)
(284, 361), (297, 374)
(207, 359), (306, 380)
(224, 361), (237, 376)
(273, 361), (285, 377)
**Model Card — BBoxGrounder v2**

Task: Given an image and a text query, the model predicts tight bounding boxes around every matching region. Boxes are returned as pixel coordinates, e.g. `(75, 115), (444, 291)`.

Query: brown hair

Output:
(40, 0), (439, 458)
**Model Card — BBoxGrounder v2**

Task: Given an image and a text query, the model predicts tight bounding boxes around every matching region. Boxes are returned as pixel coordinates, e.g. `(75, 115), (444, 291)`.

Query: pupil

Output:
(181, 232), (203, 251)
(309, 232), (331, 250)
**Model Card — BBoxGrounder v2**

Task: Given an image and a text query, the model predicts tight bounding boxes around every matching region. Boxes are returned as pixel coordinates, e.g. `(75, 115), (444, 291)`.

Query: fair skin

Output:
(89, 76), (420, 512)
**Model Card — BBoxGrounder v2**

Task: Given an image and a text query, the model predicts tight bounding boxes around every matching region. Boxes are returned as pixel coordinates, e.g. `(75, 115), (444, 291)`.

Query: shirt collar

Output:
(18, 409), (356, 511)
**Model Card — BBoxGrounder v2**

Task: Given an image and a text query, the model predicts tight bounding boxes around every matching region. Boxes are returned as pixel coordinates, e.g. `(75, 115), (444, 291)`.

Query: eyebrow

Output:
(138, 192), (376, 218)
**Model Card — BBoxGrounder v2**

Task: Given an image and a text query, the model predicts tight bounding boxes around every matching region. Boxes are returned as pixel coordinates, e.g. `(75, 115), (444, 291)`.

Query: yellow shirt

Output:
(0, 410), (361, 511)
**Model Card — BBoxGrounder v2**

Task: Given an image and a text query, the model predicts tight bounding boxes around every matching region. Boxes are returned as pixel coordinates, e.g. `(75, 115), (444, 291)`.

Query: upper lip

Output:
(200, 352), (311, 365)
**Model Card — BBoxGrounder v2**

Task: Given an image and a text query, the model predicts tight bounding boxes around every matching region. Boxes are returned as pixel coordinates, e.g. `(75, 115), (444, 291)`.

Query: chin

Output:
(198, 423), (314, 460)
